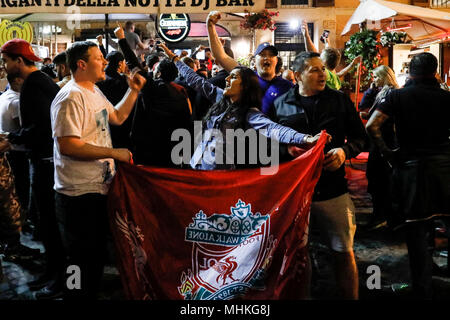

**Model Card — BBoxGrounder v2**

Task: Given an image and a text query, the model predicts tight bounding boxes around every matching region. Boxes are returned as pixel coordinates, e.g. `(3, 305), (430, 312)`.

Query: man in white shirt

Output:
(0, 74), (22, 133)
(0, 73), (27, 211)
(0, 66), (9, 92)
(0, 73), (40, 270)
(0, 73), (31, 221)
(51, 41), (145, 299)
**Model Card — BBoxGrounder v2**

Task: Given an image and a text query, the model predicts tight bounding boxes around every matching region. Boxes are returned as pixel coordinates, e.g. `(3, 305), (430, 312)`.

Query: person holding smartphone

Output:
(320, 30), (330, 44)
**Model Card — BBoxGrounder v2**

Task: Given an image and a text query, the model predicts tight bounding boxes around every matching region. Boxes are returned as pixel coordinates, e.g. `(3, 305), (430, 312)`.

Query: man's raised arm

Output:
(207, 11), (238, 72)
(109, 70), (146, 126)
(302, 21), (318, 53)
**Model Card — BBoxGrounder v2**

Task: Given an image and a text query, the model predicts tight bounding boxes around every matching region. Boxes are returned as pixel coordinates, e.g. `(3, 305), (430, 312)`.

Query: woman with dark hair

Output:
(160, 44), (327, 170)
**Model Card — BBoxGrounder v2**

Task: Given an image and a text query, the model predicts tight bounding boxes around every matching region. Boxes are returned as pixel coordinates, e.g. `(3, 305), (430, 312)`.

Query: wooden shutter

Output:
(313, 0), (334, 7)
(265, 0), (278, 8)
(411, 0), (429, 7)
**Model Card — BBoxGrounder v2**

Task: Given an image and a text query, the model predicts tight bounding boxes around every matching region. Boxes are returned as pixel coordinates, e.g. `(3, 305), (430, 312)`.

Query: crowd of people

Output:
(0, 12), (448, 301)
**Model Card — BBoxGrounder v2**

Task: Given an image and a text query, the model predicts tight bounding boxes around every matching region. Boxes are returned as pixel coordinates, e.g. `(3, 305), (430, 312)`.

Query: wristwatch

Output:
(302, 135), (312, 144)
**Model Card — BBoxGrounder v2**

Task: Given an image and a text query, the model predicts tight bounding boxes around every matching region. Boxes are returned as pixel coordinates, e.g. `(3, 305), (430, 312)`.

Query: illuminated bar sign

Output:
(0, 0), (264, 13)
(157, 13), (190, 43)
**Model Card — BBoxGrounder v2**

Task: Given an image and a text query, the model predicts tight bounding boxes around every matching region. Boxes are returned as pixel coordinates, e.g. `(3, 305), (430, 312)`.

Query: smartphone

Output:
(196, 51), (205, 60)
(320, 30), (330, 43)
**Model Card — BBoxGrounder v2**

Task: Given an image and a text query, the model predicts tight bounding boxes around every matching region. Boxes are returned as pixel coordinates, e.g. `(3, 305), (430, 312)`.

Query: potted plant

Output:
(240, 9), (279, 32)
(380, 31), (408, 47)
(240, 9), (279, 53)
(236, 55), (251, 67)
(344, 28), (382, 91)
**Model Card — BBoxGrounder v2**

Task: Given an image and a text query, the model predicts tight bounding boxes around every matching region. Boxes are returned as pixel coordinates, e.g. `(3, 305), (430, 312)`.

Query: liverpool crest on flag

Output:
(108, 133), (327, 300)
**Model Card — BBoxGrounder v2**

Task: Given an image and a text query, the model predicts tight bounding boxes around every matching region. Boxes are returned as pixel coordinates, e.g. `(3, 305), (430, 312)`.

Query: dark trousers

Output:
(30, 158), (65, 276)
(366, 151), (393, 222)
(55, 192), (109, 300)
(405, 220), (434, 299)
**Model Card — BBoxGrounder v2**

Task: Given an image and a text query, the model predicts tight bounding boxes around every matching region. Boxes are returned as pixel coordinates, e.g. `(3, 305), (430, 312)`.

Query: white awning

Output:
(341, 0), (450, 41)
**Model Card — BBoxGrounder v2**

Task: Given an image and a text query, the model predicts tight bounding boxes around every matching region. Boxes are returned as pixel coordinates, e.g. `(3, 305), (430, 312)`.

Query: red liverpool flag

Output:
(108, 133), (327, 300)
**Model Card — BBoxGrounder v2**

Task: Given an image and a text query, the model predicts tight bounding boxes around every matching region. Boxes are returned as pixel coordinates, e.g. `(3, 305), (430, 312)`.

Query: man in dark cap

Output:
(366, 52), (450, 299)
(1, 38), (64, 299)
(206, 11), (293, 118)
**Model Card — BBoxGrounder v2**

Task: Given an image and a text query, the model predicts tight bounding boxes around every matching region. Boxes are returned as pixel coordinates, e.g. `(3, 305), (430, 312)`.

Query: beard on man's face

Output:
(256, 59), (276, 79)
(5, 67), (20, 79)
(257, 66), (275, 79)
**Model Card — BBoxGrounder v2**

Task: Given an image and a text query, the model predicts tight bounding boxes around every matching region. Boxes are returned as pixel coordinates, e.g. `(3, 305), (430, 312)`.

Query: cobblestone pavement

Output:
(0, 158), (448, 300)
(310, 157), (450, 300)
(0, 232), (125, 300)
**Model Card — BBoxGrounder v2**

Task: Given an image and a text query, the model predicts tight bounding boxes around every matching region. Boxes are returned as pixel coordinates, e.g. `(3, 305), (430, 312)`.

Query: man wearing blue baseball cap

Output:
(206, 11), (293, 118)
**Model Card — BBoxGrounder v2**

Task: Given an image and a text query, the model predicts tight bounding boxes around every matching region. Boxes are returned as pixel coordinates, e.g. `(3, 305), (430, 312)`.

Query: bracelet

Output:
(171, 55), (178, 62)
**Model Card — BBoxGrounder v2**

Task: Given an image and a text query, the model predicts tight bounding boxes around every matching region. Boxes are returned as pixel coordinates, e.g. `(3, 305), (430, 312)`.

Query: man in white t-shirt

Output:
(51, 41), (145, 299)
(0, 73), (28, 217)
(0, 66), (8, 92)
(0, 74), (22, 133)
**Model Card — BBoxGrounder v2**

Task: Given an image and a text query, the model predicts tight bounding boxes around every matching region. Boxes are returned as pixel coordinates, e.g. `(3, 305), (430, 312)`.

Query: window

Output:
(265, 0), (278, 8)
(281, 0), (309, 4)
(274, 22), (314, 69)
(430, 0), (449, 8)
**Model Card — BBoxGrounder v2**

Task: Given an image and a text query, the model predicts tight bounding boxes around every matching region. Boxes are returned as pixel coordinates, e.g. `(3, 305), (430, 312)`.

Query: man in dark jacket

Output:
(130, 58), (193, 167)
(192, 47), (233, 121)
(174, 56), (200, 118)
(366, 52), (450, 299)
(40, 57), (56, 79)
(113, 26), (192, 167)
(96, 51), (131, 149)
(273, 51), (367, 299)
